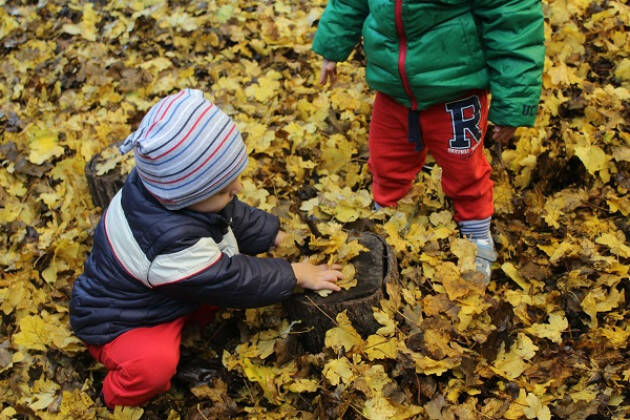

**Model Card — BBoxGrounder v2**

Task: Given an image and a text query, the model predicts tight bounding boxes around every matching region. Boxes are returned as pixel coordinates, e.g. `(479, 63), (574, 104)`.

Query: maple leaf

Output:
(435, 261), (475, 301)
(19, 375), (59, 412)
(364, 335), (398, 361)
(26, 127), (64, 165)
(285, 378), (319, 393)
(324, 311), (363, 353)
(239, 358), (286, 404)
(245, 70), (281, 102)
(57, 389), (98, 419)
(363, 395), (423, 420)
(450, 237), (477, 273)
(525, 312), (568, 343)
(12, 315), (49, 352)
(80, 3), (99, 41)
(373, 309), (396, 336)
(323, 357), (355, 386)
(581, 286), (625, 328)
(596, 232), (630, 258)
(112, 406), (145, 420)
(573, 145), (611, 182)
(491, 333), (539, 380)
(523, 392), (551, 420)
(598, 325), (630, 347)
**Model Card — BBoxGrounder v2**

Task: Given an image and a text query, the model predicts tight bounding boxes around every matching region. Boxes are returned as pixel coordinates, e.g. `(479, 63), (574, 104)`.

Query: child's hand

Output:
(319, 59), (337, 86)
(274, 230), (288, 247)
(492, 125), (517, 144)
(291, 262), (343, 292)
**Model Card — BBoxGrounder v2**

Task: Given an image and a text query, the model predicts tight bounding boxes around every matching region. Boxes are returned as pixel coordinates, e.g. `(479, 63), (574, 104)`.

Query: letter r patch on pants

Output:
(445, 95), (483, 155)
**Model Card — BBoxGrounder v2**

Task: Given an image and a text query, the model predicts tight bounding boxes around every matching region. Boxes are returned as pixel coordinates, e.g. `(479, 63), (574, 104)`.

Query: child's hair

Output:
(119, 89), (248, 210)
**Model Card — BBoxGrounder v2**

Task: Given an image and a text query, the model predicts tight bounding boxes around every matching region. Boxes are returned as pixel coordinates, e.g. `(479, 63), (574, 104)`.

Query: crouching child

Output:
(70, 89), (343, 408)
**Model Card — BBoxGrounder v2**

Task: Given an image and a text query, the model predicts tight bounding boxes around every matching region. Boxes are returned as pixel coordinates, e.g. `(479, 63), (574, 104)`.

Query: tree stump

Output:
(84, 142), (129, 209)
(283, 232), (398, 353)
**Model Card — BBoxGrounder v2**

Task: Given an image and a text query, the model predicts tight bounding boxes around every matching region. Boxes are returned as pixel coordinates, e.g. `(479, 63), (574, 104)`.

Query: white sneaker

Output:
(470, 237), (497, 284)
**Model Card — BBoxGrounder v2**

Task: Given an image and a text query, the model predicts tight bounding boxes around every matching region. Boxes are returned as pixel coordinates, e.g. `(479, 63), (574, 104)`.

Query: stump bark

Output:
(283, 232), (398, 353)
(84, 142), (126, 209)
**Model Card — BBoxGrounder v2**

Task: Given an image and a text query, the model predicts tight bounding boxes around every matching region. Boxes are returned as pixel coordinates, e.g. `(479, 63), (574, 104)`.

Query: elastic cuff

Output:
(459, 217), (492, 240)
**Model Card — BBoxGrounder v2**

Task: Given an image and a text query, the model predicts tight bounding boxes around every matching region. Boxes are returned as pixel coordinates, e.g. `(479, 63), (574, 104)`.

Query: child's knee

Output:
(148, 353), (178, 386)
(124, 349), (179, 393)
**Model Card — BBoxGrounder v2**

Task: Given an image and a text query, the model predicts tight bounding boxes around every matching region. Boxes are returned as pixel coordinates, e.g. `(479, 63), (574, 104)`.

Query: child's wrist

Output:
(291, 262), (305, 287)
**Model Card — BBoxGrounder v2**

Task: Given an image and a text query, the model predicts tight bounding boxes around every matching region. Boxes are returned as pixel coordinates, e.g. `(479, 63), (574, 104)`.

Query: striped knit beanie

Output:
(119, 89), (248, 210)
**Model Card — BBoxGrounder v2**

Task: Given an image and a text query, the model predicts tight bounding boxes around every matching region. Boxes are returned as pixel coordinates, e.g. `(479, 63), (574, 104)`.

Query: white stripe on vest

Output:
(104, 190), (239, 288)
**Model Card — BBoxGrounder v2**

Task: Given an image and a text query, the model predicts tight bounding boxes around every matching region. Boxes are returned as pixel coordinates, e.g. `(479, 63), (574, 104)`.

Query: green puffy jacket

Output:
(312, 0), (545, 127)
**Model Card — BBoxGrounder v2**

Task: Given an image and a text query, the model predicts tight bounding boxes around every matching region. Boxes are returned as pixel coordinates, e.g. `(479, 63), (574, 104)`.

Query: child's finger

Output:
(327, 282), (341, 292)
(323, 269), (344, 281)
(321, 279), (341, 291)
(319, 70), (327, 85)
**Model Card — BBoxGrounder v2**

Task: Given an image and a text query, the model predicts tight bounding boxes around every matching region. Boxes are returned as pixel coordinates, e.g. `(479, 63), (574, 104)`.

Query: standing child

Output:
(70, 89), (343, 408)
(312, 0), (545, 282)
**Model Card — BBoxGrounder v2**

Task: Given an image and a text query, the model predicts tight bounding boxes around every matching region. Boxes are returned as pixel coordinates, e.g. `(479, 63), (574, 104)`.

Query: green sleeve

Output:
(312, 0), (369, 62)
(473, 0), (546, 127)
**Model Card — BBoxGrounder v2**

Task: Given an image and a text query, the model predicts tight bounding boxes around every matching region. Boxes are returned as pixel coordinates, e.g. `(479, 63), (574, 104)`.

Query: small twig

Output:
(196, 403), (209, 420)
(415, 374), (422, 405)
(581, 201), (612, 214)
(474, 408), (501, 420)
(288, 326), (316, 335)
(205, 321), (227, 343)
(361, 337), (392, 352)
(347, 401), (369, 419)
(305, 295), (338, 325)
(241, 374), (257, 406)
(395, 309), (417, 326)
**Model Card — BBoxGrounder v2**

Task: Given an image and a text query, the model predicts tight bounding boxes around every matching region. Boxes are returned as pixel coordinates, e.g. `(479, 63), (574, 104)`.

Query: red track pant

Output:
(86, 305), (218, 408)
(368, 91), (493, 221)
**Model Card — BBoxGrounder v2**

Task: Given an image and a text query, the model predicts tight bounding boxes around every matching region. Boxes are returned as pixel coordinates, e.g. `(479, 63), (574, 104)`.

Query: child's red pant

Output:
(368, 91), (493, 221)
(86, 305), (218, 408)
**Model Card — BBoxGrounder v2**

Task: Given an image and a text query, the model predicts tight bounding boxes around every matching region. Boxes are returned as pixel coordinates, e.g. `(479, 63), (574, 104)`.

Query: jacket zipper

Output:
(395, 0), (418, 110)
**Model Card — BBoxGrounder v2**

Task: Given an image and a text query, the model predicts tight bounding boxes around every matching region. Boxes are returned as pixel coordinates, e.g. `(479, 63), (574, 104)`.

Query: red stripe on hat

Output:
(145, 89), (187, 138)
(146, 102), (215, 161)
(142, 124), (237, 185)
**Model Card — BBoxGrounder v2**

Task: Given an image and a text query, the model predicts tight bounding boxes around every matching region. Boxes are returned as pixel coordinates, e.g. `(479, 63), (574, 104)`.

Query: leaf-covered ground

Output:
(0, 0), (629, 419)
